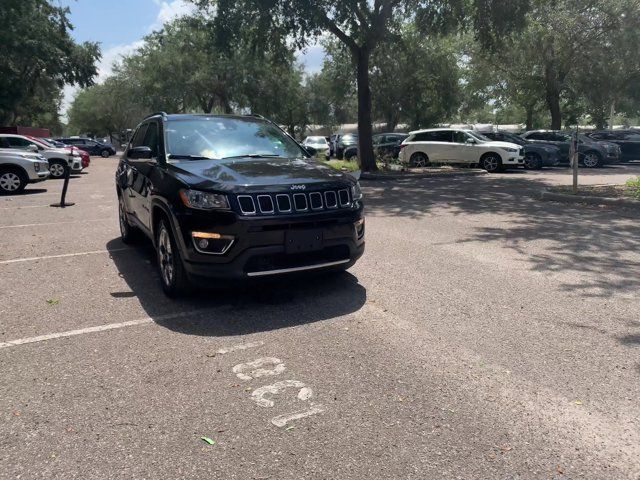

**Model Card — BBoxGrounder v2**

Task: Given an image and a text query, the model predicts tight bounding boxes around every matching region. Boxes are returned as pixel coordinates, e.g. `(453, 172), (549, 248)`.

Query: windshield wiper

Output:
(221, 154), (283, 160)
(167, 154), (215, 160)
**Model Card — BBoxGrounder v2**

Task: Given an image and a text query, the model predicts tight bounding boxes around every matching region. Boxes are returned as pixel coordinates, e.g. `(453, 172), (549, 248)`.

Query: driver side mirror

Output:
(128, 146), (153, 160)
(466, 138), (476, 145)
(27, 144), (39, 152)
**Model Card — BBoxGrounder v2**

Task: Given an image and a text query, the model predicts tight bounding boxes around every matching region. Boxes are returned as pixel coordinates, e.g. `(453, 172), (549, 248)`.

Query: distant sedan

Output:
(56, 137), (116, 157)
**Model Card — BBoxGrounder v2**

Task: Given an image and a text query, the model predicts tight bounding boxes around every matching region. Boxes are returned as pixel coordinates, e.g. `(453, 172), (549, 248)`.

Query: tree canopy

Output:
(0, 0), (100, 129)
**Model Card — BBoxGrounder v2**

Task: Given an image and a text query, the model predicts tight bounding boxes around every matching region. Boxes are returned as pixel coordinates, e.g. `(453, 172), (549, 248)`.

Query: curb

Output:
(541, 190), (640, 208)
(360, 169), (488, 180)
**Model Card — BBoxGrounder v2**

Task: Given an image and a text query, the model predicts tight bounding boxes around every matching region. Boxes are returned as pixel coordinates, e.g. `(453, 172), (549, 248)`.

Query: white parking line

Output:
(0, 309), (214, 349)
(216, 341), (264, 355)
(0, 219), (108, 229)
(0, 248), (129, 265)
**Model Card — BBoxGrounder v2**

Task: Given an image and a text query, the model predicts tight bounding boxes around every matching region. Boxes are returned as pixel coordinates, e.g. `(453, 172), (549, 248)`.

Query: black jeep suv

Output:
(116, 113), (365, 296)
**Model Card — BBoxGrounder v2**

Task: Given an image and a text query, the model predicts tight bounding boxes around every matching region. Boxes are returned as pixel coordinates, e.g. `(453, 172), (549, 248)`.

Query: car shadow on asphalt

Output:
(364, 172), (640, 299)
(106, 238), (367, 337)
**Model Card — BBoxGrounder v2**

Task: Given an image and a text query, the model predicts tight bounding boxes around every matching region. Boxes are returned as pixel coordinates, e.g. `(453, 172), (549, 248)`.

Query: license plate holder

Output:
(285, 229), (324, 254)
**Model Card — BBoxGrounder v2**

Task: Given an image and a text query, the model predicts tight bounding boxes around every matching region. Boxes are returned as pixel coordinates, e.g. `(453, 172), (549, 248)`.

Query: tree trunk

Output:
(546, 90), (562, 130)
(525, 104), (534, 131)
(544, 59), (562, 129)
(355, 47), (377, 172)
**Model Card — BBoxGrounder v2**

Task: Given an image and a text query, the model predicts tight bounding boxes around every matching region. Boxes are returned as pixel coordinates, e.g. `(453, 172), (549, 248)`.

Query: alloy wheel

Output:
(158, 226), (174, 287)
(411, 154), (427, 168)
(483, 155), (499, 172)
(50, 163), (65, 178)
(0, 172), (22, 192)
(524, 154), (540, 169)
(583, 153), (600, 168)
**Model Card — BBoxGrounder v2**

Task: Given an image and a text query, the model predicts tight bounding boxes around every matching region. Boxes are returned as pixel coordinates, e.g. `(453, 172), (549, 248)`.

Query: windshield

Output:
(165, 117), (307, 160)
(467, 131), (491, 142)
(501, 133), (525, 145)
(304, 137), (327, 145)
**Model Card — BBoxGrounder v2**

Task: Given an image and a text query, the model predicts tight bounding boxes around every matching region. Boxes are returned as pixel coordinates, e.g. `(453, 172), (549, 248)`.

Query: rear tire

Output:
(410, 152), (429, 167)
(524, 153), (542, 170)
(156, 219), (190, 297)
(0, 167), (27, 195)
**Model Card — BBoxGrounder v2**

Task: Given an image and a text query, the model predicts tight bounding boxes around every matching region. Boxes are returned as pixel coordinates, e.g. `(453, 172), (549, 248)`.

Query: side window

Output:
(528, 132), (547, 140)
(433, 131), (452, 142)
(7, 137), (35, 148)
(130, 125), (148, 149)
(452, 131), (468, 143)
(413, 132), (433, 142)
(622, 132), (640, 141)
(142, 122), (159, 157)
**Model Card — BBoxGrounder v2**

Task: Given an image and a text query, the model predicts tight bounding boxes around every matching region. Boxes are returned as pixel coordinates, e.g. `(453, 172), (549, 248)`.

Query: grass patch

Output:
(551, 183), (640, 200)
(321, 159), (360, 172)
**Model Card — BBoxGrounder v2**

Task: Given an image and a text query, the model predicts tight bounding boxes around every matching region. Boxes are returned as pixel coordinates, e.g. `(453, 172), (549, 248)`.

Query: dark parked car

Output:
(584, 130), (640, 162)
(116, 113), (365, 296)
(343, 133), (409, 161)
(335, 133), (358, 159)
(57, 137), (116, 157)
(482, 131), (560, 169)
(520, 130), (620, 167)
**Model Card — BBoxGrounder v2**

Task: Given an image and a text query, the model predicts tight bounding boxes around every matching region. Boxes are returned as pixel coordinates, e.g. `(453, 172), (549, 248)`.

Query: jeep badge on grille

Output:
(290, 184), (306, 190)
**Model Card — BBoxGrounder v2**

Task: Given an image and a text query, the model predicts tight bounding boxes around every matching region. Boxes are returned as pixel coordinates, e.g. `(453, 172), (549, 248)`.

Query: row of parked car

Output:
(303, 128), (639, 173)
(0, 134), (116, 194)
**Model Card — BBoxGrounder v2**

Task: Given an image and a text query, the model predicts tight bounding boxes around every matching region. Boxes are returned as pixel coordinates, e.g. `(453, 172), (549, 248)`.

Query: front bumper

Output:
(171, 206), (366, 280)
(502, 154), (525, 166)
(69, 157), (83, 172)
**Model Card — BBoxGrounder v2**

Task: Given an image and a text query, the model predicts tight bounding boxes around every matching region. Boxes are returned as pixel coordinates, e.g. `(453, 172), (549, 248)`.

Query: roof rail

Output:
(144, 111), (168, 120)
(246, 113), (265, 119)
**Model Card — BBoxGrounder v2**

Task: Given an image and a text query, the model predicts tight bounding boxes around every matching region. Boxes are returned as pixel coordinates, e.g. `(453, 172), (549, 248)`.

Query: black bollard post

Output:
(50, 161), (75, 208)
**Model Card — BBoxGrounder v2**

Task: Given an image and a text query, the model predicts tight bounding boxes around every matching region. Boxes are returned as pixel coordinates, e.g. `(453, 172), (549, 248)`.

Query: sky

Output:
(55, 0), (325, 119)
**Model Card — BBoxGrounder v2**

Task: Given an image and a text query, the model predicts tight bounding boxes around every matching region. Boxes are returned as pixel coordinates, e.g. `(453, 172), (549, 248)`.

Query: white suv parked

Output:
(0, 149), (50, 194)
(399, 128), (525, 172)
(0, 134), (83, 179)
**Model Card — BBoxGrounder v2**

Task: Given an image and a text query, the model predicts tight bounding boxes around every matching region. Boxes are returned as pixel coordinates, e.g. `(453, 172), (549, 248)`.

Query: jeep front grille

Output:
(236, 189), (353, 216)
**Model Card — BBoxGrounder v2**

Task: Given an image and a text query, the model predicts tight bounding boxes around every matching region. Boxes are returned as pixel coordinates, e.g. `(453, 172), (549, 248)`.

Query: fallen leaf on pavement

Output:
(200, 436), (215, 445)
(46, 299), (60, 306)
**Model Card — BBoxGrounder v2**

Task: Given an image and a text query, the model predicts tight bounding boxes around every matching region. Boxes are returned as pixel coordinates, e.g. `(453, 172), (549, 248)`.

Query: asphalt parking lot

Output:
(2, 160), (640, 479)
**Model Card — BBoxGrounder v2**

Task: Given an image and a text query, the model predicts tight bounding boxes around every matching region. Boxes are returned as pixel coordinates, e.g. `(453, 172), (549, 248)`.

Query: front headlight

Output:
(351, 182), (363, 201)
(502, 147), (519, 153)
(179, 189), (230, 210)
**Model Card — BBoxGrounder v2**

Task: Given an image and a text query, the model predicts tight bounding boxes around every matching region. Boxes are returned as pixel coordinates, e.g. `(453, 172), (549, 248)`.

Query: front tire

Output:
(0, 168), (27, 195)
(49, 160), (67, 179)
(582, 151), (602, 168)
(156, 219), (190, 297)
(101, 149), (110, 158)
(480, 153), (502, 173)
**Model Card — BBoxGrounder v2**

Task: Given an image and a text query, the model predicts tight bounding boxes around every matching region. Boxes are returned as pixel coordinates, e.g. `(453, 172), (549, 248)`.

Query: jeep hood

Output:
(170, 156), (352, 190)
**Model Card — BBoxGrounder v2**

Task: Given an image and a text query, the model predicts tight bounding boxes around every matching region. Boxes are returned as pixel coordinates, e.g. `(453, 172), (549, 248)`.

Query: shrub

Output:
(625, 176), (640, 199)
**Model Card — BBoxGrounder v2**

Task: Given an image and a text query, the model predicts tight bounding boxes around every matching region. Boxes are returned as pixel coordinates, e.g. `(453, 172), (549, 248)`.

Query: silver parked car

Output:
(0, 134), (83, 179)
(0, 148), (50, 194)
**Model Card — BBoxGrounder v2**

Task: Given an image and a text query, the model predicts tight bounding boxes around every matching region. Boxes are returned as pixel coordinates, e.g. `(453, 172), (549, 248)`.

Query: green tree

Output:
(0, 0), (100, 125)
(198, 0), (530, 171)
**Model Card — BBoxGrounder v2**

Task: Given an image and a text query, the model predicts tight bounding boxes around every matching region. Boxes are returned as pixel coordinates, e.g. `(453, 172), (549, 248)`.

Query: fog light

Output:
(354, 219), (365, 238)
(192, 231), (235, 255)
